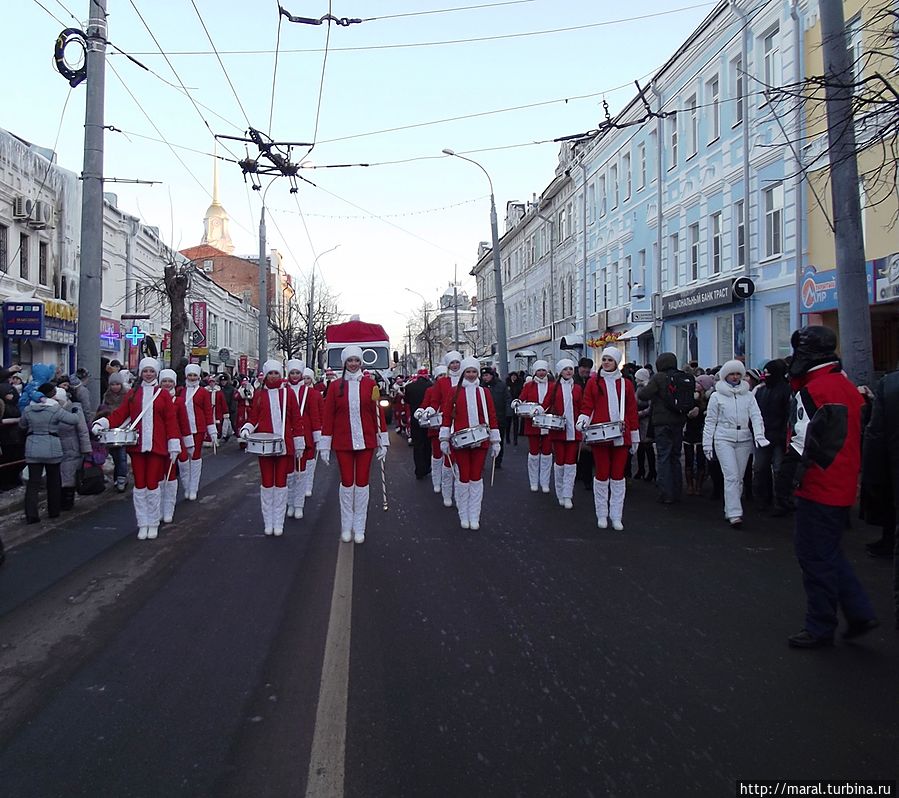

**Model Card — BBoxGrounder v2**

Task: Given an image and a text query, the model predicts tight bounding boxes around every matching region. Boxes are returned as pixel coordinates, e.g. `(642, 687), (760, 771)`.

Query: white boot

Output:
(593, 479), (609, 529)
(272, 487), (288, 536)
(133, 487), (148, 539)
(431, 457), (443, 494)
(353, 484), (369, 543)
(468, 480), (483, 530)
(260, 486), (274, 535)
(145, 487), (161, 539)
(527, 454), (540, 492)
(539, 454), (553, 493)
(563, 463), (576, 509)
(455, 480), (470, 529)
(339, 485), (354, 542)
(293, 469), (307, 519)
(609, 478), (626, 530)
(286, 472), (297, 518)
(305, 458), (316, 497)
(161, 479), (177, 523)
(178, 459), (191, 498)
(189, 458), (203, 501)
(554, 464), (566, 506)
(441, 464), (455, 508)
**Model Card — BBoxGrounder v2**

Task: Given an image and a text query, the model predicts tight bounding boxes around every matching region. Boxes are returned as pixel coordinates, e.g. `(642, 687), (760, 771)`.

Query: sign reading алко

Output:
(661, 278), (735, 318)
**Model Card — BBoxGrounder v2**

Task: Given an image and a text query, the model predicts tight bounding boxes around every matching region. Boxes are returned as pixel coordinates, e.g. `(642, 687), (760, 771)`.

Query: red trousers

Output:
(178, 431), (204, 462)
(130, 451), (168, 490)
(453, 446), (488, 482)
(335, 449), (374, 487)
(553, 440), (579, 466)
(258, 454), (293, 488)
(527, 434), (553, 456)
(591, 444), (628, 480)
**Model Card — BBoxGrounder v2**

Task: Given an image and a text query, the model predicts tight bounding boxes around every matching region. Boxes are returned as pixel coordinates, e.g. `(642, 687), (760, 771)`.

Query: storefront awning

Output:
(615, 322), (654, 341)
(513, 350), (538, 358)
(559, 334), (583, 350)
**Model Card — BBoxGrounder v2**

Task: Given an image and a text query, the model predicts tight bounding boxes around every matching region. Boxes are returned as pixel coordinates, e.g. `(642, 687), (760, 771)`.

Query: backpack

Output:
(662, 370), (697, 414)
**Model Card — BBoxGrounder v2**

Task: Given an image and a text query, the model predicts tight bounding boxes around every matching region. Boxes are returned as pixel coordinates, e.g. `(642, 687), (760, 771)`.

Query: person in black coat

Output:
(403, 370), (433, 480)
(0, 381), (25, 491)
(505, 371), (523, 445)
(752, 359), (793, 512)
(574, 357), (595, 490)
(480, 367), (510, 467)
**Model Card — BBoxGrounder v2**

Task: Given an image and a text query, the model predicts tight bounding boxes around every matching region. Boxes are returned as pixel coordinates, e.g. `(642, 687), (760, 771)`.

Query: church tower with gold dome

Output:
(201, 154), (234, 254)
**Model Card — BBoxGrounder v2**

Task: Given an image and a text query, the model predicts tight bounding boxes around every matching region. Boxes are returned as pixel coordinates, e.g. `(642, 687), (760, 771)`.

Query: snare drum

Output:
(246, 432), (285, 456)
(420, 411), (443, 429)
(100, 427), (139, 447)
(514, 401), (543, 417)
(583, 421), (624, 444)
(532, 413), (566, 431)
(450, 424), (491, 449)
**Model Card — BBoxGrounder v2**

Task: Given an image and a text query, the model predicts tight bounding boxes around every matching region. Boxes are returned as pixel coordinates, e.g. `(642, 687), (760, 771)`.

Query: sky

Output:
(5, 0), (716, 350)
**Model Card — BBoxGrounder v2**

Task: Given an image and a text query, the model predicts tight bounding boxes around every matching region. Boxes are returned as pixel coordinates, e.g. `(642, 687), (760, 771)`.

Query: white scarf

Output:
(448, 368), (461, 388)
(185, 382), (200, 433)
(461, 377), (483, 429)
(344, 369), (364, 450)
(558, 377), (576, 440)
(140, 380), (158, 452)
(533, 375), (548, 402)
(266, 386), (285, 437)
(601, 368), (624, 423)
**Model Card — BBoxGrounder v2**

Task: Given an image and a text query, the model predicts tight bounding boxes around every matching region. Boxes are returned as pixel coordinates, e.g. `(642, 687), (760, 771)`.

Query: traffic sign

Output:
(731, 277), (756, 300)
(191, 330), (205, 347)
(631, 310), (655, 323)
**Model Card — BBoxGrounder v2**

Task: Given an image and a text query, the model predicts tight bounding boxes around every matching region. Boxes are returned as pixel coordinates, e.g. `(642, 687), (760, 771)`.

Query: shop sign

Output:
(44, 299), (77, 322)
(238, 355), (248, 375)
(874, 253), (899, 304)
(100, 317), (121, 352)
(631, 309), (655, 323)
(44, 317), (76, 345)
(800, 264), (875, 313)
(2, 302), (44, 338)
(190, 302), (208, 348)
(191, 347), (209, 358)
(661, 278), (734, 318)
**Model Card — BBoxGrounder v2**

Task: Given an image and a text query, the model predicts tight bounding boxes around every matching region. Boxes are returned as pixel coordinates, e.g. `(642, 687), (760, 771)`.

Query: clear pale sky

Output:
(6, 0), (714, 349)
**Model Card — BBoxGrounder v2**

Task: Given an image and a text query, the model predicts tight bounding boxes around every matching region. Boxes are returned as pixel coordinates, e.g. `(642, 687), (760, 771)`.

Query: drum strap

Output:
(478, 386), (489, 426)
(127, 387), (161, 431)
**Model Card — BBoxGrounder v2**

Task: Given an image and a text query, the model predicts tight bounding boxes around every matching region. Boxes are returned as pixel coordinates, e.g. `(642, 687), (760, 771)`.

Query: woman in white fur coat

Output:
(702, 359), (769, 528)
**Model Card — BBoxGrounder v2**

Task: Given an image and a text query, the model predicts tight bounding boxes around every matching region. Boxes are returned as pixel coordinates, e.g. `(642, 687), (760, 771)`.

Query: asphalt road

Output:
(0, 435), (896, 798)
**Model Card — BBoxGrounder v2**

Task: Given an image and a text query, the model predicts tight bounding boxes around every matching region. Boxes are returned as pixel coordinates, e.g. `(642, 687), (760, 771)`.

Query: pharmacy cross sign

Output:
(125, 325), (146, 346)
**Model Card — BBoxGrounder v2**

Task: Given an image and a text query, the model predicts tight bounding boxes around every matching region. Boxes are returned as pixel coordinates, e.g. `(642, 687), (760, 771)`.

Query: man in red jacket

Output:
(785, 326), (878, 649)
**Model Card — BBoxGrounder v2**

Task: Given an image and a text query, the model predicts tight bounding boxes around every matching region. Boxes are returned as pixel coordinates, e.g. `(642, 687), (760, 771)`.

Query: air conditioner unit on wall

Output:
(13, 197), (34, 220)
(29, 200), (52, 229)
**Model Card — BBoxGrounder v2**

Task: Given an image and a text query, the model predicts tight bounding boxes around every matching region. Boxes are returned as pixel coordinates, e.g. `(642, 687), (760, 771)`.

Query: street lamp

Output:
(405, 287), (433, 370)
(257, 178), (279, 368)
(305, 244), (341, 368)
(441, 148), (508, 378)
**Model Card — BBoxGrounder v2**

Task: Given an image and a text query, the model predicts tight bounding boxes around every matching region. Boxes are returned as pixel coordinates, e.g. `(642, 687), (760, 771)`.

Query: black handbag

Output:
(76, 457), (106, 495)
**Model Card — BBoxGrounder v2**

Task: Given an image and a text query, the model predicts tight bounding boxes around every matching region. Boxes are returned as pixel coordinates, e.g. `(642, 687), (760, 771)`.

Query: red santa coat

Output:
(425, 375), (460, 439)
(103, 384), (181, 456)
(541, 379), (583, 442)
(321, 376), (388, 451)
(439, 381), (499, 450)
(208, 387), (229, 430)
(246, 386), (305, 456)
(176, 384), (215, 439)
(287, 381), (323, 450)
(518, 378), (555, 437)
(579, 374), (640, 446)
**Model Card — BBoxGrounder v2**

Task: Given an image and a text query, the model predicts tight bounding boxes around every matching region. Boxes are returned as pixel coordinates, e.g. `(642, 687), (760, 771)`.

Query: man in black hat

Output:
(573, 357), (595, 490)
(480, 367), (510, 468)
(404, 369), (433, 480)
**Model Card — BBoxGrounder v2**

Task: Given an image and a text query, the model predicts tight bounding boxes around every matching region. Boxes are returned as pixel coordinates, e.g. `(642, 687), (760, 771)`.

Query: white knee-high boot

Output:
(431, 457), (443, 493)
(353, 484), (369, 543)
(272, 487), (288, 536)
(468, 480), (484, 530)
(189, 458), (202, 501)
(305, 458), (317, 497)
(564, 464), (577, 504)
(161, 479), (177, 523)
(527, 454), (540, 492)
(178, 459), (191, 498)
(260, 486), (274, 535)
(293, 469), (307, 519)
(539, 454), (553, 493)
(286, 471), (297, 518)
(455, 480), (470, 529)
(133, 487), (148, 539)
(609, 478), (626, 530)
(593, 479), (609, 529)
(145, 487), (161, 539)
(441, 465), (455, 507)
(554, 464), (566, 506)
(338, 485), (354, 542)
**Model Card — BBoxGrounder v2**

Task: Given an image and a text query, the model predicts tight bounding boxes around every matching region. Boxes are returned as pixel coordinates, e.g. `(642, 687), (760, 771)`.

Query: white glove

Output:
(376, 446), (387, 461)
(294, 436), (305, 452)
(510, 399), (521, 410)
(440, 440), (451, 456)
(491, 442), (501, 458)
(575, 414), (590, 432)
(186, 446), (195, 458)
(704, 448), (714, 461)
(630, 443), (639, 455)
(319, 449), (330, 466)
(239, 428), (250, 440)
(755, 437), (770, 448)
(532, 406), (544, 416)
(207, 424), (217, 440)
(423, 406), (436, 419)
(413, 408), (425, 422)
(91, 423), (103, 436)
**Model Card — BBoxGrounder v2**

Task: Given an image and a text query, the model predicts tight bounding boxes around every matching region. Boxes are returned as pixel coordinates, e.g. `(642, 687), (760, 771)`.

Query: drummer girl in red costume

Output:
(159, 368), (190, 525)
(319, 346), (389, 544)
(238, 359), (305, 537)
(575, 347), (639, 530)
(512, 360), (554, 493)
(540, 358), (583, 509)
(427, 351), (463, 507)
(302, 367), (324, 498)
(438, 357), (501, 531)
(91, 357), (181, 541)
(414, 364), (447, 496)
(176, 363), (217, 502)
(284, 359), (321, 519)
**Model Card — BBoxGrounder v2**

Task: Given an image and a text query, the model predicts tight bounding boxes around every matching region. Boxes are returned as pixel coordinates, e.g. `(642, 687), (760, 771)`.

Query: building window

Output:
(611, 260), (619, 306)
(689, 223), (700, 281)
(734, 200), (746, 267)
(611, 164), (619, 209)
(687, 95), (698, 157)
(763, 27), (780, 89)
(717, 314), (734, 363)
(568, 276), (574, 317)
(731, 56), (744, 125)
(210, 313), (218, 348)
(707, 76), (720, 141)
(39, 241), (48, 285)
(638, 144), (646, 189)
(0, 225), (7, 273)
(19, 234), (29, 280)
(764, 183), (784, 258)
(542, 290), (547, 325)
(668, 116), (678, 169)
(770, 303), (792, 358)
(623, 153), (632, 200)
(624, 255), (632, 300)
(599, 176), (607, 217)
(587, 182), (596, 223)
(710, 212), (722, 275)
(673, 324), (689, 365)
(846, 14), (863, 89)
(638, 248), (646, 286)
(60, 274), (67, 301)
(669, 233), (680, 288)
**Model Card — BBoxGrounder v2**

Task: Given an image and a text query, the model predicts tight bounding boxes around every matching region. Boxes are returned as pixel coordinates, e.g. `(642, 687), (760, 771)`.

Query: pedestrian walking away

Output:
(539, 359), (582, 510)
(319, 346), (389, 544)
(577, 347), (639, 530)
(752, 359), (792, 514)
(513, 360), (554, 494)
(439, 357), (501, 530)
(632, 368), (656, 484)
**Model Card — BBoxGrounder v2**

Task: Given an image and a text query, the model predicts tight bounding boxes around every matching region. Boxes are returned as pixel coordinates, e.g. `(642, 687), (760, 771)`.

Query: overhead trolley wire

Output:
(360, 0), (536, 22)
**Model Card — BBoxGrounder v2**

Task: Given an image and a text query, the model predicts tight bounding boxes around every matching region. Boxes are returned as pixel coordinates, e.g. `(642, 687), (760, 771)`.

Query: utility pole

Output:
(819, 0), (873, 386)
(76, 0), (107, 408)
(306, 268), (315, 368)
(258, 206), (268, 368)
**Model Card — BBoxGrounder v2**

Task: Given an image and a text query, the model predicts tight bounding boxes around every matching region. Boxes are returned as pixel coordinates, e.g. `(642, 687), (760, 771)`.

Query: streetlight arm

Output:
(442, 150), (494, 196)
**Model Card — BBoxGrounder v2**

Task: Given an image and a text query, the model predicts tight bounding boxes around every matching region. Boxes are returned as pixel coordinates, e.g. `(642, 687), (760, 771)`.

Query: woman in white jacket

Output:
(702, 360), (769, 528)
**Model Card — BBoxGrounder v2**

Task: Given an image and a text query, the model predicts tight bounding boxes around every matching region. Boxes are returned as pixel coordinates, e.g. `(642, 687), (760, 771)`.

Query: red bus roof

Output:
(325, 319), (389, 344)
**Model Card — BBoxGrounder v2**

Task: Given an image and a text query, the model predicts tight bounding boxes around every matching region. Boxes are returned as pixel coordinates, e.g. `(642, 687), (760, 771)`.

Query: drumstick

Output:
(490, 450), (496, 487)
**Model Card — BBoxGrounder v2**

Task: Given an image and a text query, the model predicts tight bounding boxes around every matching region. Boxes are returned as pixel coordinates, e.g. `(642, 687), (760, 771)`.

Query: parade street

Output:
(0, 435), (896, 798)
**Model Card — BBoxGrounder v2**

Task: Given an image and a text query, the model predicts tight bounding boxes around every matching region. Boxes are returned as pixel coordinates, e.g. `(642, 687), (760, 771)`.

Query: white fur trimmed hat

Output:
(434, 365), (447, 377)
(720, 359), (746, 379)
(601, 347), (623, 365)
(262, 359), (283, 376)
(460, 356), (481, 373)
(159, 368), (177, 383)
(341, 345), (363, 364)
(185, 364), (202, 377)
(138, 357), (159, 374)
(303, 368), (314, 379)
(556, 358), (577, 372)
(531, 360), (549, 374)
(286, 359), (305, 374)
(443, 350), (463, 367)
